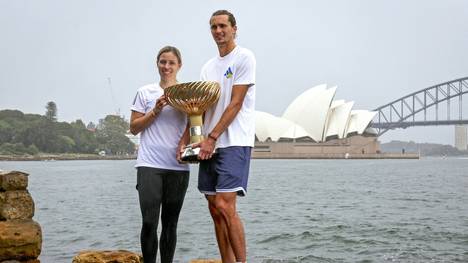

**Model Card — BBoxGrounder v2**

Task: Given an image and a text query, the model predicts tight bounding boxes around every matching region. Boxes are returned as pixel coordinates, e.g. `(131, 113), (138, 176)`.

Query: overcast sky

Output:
(1, 0), (467, 145)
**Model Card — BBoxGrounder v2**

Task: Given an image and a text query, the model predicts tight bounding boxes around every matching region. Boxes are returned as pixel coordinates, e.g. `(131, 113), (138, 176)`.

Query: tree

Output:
(0, 120), (14, 145)
(97, 115), (129, 134)
(0, 109), (132, 155)
(71, 119), (98, 153)
(20, 120), (59, 152)
(45, 101), (57, 121)
(96, 115), (134, 154)
(71, 119), (86, 130)
(86, 121), (96, 130)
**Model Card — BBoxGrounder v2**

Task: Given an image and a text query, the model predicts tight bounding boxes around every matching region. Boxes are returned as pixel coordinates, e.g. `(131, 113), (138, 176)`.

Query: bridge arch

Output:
(371, 77), (468, 136)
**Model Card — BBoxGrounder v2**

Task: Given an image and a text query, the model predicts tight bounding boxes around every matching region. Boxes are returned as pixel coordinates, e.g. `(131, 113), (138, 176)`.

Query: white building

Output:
(255, 84), (377, 143)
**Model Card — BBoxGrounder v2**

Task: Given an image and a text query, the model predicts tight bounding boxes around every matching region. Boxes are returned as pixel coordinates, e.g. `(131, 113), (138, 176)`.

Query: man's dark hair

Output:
(210, 10), (236, 26)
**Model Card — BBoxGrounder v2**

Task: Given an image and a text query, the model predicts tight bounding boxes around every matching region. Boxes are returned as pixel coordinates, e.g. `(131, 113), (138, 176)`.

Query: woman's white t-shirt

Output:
(131, 83), (189, 171)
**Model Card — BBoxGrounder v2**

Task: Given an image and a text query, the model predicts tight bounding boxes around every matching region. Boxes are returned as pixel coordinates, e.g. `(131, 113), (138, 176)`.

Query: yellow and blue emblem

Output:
(224, 67), (233, 79)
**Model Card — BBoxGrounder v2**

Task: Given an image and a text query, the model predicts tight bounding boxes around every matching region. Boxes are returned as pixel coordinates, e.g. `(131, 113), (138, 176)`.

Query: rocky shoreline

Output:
(0, 170), (42, 262)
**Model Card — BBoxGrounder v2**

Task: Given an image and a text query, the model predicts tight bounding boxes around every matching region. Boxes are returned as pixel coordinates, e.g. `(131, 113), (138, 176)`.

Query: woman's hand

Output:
(176, 143), (186, 163)
(130, 95), (167, 135)
(176, 123), (190, 163)
(152, 95), (167, 115)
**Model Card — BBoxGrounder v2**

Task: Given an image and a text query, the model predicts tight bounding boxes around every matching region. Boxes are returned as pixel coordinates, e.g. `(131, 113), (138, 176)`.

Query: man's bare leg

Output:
(214, 192), (246, 262)
(206, 195), (236, 262)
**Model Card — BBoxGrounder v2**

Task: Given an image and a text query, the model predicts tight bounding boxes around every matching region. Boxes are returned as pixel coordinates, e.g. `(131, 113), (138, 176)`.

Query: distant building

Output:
(253, 84), (382, 158)
(255, 84), (377, 143)
(454, 125), (467, 151)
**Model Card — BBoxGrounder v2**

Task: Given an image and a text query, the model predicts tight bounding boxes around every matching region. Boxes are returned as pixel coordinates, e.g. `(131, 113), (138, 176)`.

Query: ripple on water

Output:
(70, 236), (86, 243)
(1, 159), (468, 262)
(258, 254), (335, 263)
(258, 233), (295, 244)
(90, 241), (103, 247)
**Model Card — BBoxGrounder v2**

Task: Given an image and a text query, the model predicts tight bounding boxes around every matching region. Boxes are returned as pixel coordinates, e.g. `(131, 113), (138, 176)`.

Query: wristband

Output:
(208, 133), (217, 141)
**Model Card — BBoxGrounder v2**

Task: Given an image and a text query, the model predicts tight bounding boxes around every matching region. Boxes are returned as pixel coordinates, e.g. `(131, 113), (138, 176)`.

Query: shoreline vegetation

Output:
(0, 108), (135, 158)
(0, 154), (137, 161)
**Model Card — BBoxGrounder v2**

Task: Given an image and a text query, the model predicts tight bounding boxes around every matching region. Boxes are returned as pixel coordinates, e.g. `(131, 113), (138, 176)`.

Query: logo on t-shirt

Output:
(224, 67), (233, 79)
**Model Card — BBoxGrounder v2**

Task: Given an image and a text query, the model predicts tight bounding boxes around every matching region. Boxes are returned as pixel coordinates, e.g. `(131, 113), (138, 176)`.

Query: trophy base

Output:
(181, 146), (200, 163)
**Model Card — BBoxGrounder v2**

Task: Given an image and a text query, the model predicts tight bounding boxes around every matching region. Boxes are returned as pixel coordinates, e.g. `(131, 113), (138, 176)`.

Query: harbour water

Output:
(1, 158), (467, 262)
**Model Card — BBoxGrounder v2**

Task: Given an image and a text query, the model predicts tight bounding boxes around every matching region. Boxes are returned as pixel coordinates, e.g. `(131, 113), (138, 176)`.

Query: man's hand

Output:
(194, 137), (216, 160)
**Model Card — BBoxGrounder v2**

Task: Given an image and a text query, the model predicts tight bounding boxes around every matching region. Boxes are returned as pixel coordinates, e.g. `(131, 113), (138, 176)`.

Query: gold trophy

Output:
(164, 81), (221, 162)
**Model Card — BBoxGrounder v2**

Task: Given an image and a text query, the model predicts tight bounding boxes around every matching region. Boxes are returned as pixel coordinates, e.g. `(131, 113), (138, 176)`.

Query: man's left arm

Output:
(197, 84), (250, 160)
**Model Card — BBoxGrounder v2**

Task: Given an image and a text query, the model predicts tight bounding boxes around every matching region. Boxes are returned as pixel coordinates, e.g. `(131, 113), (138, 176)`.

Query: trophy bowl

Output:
(164, 81), (221, 162)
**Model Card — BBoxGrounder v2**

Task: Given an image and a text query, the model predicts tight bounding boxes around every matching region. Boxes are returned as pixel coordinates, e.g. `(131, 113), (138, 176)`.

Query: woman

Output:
(130, 46), (189, 263)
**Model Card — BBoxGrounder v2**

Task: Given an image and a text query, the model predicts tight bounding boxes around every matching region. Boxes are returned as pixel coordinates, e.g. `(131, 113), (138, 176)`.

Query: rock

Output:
(190, 260), (222, 263)
(0, 220), (42, 261)
(72, 250), (142, 263)
(0, 171), (28, 191)
(0, 191), (34, 220)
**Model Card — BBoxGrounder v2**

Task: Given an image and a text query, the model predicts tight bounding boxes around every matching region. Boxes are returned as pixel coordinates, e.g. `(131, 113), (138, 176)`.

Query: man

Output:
(196, 9), (256, 263)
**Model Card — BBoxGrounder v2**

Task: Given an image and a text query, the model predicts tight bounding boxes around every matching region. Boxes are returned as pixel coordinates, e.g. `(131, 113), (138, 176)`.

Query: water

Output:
(1, 159), (467, 262)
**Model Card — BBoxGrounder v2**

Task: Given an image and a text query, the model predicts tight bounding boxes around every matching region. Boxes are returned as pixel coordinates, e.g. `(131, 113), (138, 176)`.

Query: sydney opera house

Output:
(253, 84), (383, 158)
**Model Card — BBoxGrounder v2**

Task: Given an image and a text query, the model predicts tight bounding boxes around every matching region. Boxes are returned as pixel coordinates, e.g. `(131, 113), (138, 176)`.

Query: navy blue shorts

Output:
(198, 146), (252, 196)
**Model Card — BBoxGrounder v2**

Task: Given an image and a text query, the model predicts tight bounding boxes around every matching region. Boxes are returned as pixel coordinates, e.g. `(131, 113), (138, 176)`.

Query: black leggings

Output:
(136, 167), (189, 263)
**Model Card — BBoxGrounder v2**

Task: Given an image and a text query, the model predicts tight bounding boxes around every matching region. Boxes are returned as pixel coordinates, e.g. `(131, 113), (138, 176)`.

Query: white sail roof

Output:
(255, 111), (311, 141)
(278, 123), (310, 140)
(255, 111), (277, 141)
(364, 127), (378, 135)
(324, 101), (355, 140)
(255, 84), (377, 142)
(283, 84), (327, 118)
(345, 110), (377, 136)
(282, 85), (336, 142)
(330, 100), (345, 109)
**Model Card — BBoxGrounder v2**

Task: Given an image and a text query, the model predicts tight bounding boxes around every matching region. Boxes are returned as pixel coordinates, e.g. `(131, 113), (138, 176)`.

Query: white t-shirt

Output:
(200, 46), (256, 148)
(131, 83), (189, 171)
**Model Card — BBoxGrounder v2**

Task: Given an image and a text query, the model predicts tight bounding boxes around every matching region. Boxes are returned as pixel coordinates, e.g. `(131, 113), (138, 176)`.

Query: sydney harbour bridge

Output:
(371, 77), (468, 136)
